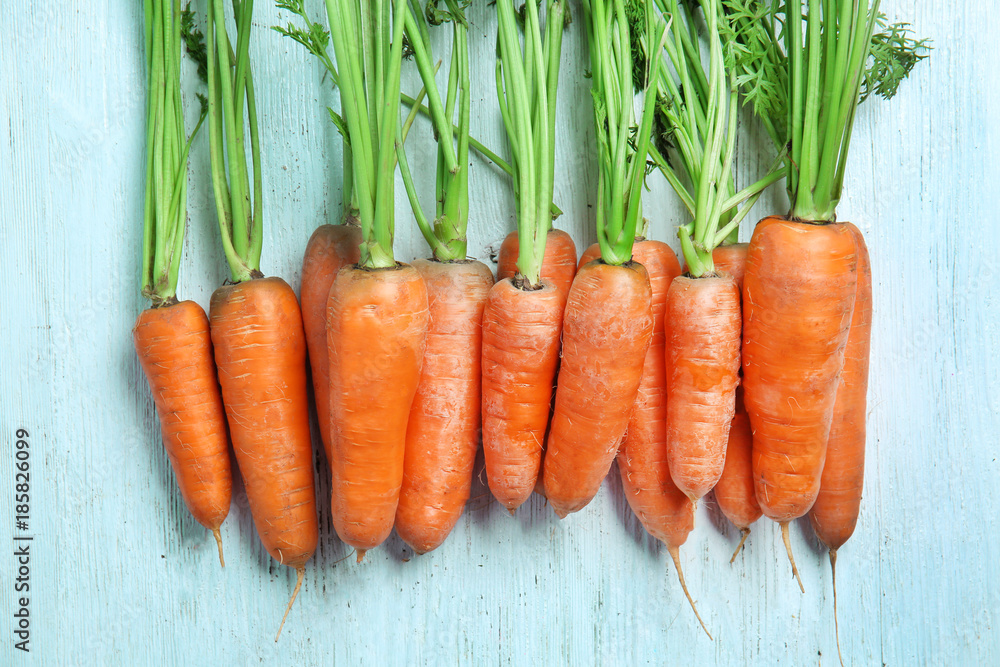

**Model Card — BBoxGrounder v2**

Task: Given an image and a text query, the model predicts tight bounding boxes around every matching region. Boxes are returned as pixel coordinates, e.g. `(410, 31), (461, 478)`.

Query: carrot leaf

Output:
(141, 0), (207, 304)
(494, 0), (567, 287)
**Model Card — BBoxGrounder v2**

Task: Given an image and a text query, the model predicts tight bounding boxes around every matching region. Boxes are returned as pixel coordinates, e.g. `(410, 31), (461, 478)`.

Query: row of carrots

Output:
(133, 0), (927, 650)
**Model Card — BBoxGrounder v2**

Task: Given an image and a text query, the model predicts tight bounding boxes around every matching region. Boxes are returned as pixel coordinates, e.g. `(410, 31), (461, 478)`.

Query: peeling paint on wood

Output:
(1, 1), (997, 664)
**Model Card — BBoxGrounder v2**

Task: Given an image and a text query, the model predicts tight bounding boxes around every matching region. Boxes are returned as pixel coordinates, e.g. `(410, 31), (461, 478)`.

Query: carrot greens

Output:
(206, 0), (263, 282)
(721, 0), (929, 222)
(648, 0), (784, 278)
(395, 0), (471, 261)
(141, 0), (207, 305)
(494, 0), (567, 287)
(582, 0), (665, 265)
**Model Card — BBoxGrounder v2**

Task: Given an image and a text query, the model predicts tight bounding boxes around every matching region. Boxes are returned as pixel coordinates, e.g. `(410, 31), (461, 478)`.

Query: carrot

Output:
(543, 260), (653, 516)
(710, 243), (748, 287)
(210, 277), (318, 637)
(700, 244), (762, 561)
(320, 0), (425, 561)
(300, 223), (361, 461)
(807, 222), (871, 661)
(497, 228), (578, 300)
(134, 301), (231, 566)
(576, 241), (600, 270)
(543, 0), (664, 518)
(483, 0), (568, 511)
(743, 215), (858, 591)
(395, 260), (493, 553)
(714, 393), (759, 562)
(613, 240), (710, 636)
(204, 0), (317, 639)
(327, 265), (429, 558)
(722, 0), (925, 607)
(646, 0), (781, 511)
(664, 275), (741, 502)
(808, 223), (871, 551)
(391, 3), (490, 552)
(137, 0), (229, 566)
(481, 279), (564, 511)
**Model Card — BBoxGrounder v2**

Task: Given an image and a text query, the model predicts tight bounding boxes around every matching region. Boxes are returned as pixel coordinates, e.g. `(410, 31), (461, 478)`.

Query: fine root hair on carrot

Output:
(332, 550), (357, 566)
(729, 527), (750, 565)
(780, 521), (805, 593)
(831, 549), (844, 667)
(275, 566), (305, 642)
(668, 546), (712, 640)
(212, 528), (225, 568)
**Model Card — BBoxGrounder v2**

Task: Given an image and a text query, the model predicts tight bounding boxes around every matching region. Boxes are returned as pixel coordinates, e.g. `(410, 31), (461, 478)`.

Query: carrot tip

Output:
(507, 507), (516, 517)
(830, 549), (844, 667)
(668, 546), (713, 640)
(355, 549), (367, 564)
(275, 567), (305, 642)
(212, 528), (225, 568)
(780, 522), (805, 593)
(553, 507), (569, 519)
(729, 527), (750, 565)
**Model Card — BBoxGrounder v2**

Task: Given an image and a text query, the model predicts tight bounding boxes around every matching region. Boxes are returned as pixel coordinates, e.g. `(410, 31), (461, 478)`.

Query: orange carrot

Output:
(808, 222), (871, 661)
(137, 0), (228, 567)
(714, 395), (759, 561)
(210, 276), (318, 634)
(497, 228), (578, 301)
(300, 223), (362, 462)
(808, 222), (871, 551)
(664, 274), (741, 502)
(326, 264), (428, 559)
(134, 300), (232, 566)
(395, 259), (493, 553)
(576, 241), (600, 270)
(743, 216), (858, 591)
(614, 241), (710, 636)
(543, 260), (653, 517)
(481, 278), (564, 511)
(710, 242), (749, 287)
(704, 244), (761, 561)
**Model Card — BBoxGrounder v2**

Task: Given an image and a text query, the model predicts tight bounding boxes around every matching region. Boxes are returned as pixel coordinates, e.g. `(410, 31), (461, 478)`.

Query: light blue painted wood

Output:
(1, 1), (997, 664)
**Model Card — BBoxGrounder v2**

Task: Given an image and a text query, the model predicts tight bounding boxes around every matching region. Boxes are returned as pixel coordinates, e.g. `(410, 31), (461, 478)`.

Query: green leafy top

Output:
(494, 0), (568, 287)
(275, 0), (555, 234)
(649, 0), (785, 277)
(583, 0), (666, 266)
(395, 0), (472, 262)
(323, 0), (410, 269)
(721, 0), (929, 222)
(205, 0), (263, 282)
(140, 0), (208, 304)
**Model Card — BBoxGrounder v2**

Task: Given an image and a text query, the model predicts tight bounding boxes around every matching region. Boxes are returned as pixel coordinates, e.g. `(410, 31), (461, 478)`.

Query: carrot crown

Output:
(140, 0), (207, 304)
(722, 0), (929, 223)
(583, 0), (665, 266)
(205, 0), (263, 283)
(396, 0), (471, 262)
(494, 0), (567, 287)
(649, 0), (784, 278)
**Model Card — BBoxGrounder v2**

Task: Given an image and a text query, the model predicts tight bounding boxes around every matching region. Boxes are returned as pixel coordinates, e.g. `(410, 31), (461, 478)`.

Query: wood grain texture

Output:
(1, 1), (998, 663)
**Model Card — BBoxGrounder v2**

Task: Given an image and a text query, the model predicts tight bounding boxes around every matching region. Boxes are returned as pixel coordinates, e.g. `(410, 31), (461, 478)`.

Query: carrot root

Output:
(729, 527), (750, 565)
(275, 566), (304, 642)
(668, 546), (712, 640)
(831, 549), (844, 667)
(780, 521), (804, 593)
(356, 549), (367, 564)
(212, 528), (225, 568)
